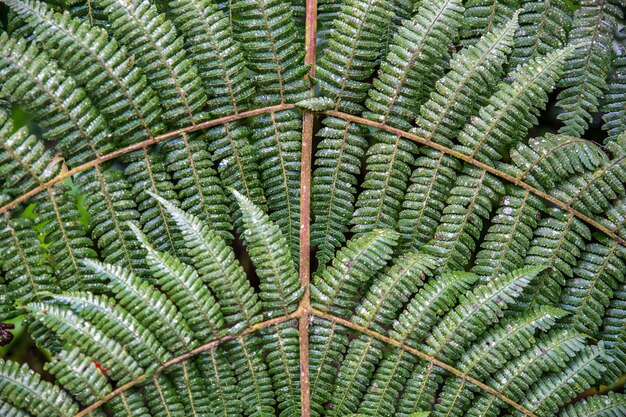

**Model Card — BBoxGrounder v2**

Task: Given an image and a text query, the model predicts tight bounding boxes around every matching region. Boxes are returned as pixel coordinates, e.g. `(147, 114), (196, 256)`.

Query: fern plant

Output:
(1, 0), (626, 416)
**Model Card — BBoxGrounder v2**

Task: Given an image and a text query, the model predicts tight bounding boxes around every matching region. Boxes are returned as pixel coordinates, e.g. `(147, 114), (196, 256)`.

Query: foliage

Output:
(1, 1), (626, 417)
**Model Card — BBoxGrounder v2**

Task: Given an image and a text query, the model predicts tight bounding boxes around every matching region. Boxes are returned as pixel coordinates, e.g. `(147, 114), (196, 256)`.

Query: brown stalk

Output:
(311, 308), (539, 417)
(322, 110), (626, 248)
(298, 0), (318, 416)
(73, 310), (301, 417)
(0, 104), (294, 216)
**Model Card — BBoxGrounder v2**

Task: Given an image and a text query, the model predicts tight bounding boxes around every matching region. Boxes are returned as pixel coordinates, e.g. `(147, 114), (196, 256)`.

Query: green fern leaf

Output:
(363, 0), (464, 129)
(167, 0), (255, 115)
(560, 235), (626, 337)
(602, 50), (626, 143)
(0, 32), (113, 165)
(460, 0), (518, 45)
(399, 16), (517, 250)
(48, 291), (171, 368)
(44, 347), (112, 406)
(454, 45), (571, 165)
(0, 359), (78, 417)
(233, 189), (303, 316)
(311, 229), (398, 317)
(76, 167), (149, 277)
(95, 0), (206, 126)
(27, 301), (145, 382)
(0, 214), (58, 318)
(311, 118), (368, 266)
(82, 258), (196, 354)
(0, 106), (61, 198)
(316, 0), (393, 113)
(560, 392), (626, 417)
(161, 133), (233, 240)
(130, 222), (225, 342)
(148, 191), (262, 329)
(4, 0), (165, 145)
(556, 1), (621, 137)
(509, 0), (573, 67)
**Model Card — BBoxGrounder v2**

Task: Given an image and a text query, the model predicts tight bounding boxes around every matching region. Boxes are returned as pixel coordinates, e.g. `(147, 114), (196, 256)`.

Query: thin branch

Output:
(0, 104), (295, 216)
(322, 110), (626, 248)
(72, 309), (301, 417)
(310, 308), (539, 417)
(299, 0), (318, 415)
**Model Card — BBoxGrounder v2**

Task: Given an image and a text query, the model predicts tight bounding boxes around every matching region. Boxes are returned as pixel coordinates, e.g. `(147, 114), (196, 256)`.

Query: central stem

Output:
(298, 0), (318, 415)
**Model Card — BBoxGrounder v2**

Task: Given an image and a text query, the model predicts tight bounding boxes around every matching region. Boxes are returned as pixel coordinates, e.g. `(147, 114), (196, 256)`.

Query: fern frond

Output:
(601, 284), (626, 379)
(95, 0), (206, 126)
(352, 252), (437, 333)
(326, 336), (384, 417)
(357, 348), (418, 417)
(161, 133), (233, 240)
(231, 0), (309, 105)
(423, 166), (504, 271)
(551, 155), (626, 219)
(556, 1), (620, 137)
(0, 106), (61, 198)
(560, 392), (626, 417)
(225, 335), (276, 417)
(415, 14), (518, 147)
(460, 0), (518, 45)
(82, 258), (195, 354)
(35, 184), (100, 292)
(560, 235), (626, 337)
(0, 359), (78, 417)
(464, 329), (588, 417)
(166, 361), (214, 417)
(251, 110), (302, 265)
(233, 189), (303, 315)
(509, 0), (572, 67)
(144, 373), (186, 417)
(395, 361), (443, 417)
(316, 0), (393, 113)
(351, 130), (418, 234)
(148, 192), (262, 329)
(194, 347), (244, 417)
(0, 32), (112, 165)
(311, 229), (398, 317)
(509, 133), (608, 191)
(398, 149), (460, 251)
(390, 270), (478, 346)
(76, 167), (148, 277)
(397, 18), (517, 250)
(44, 347), (112, 406)
(516, 345), (606, 416)
(123, 149), (184, 260)
(206, 122), (266, 232)
(521, 208), (591, 307)
(454, 46), (571, 165)
(166, 0), (255, 115)
(471, 187), (544, 280)
(363, 0), (464, 128)
(262, 323), (301, 417)
(130, 222), (225, 343)
(460, 306), (566, 379)
(5, 0), (165, 145)
(27, 302), (144, 382)
(0, 214), (57, 317)
(105, 391), (150, 417)
(311, 118), (368, 266)
(432, 307), (565, 417)
(309, 319), (349, 417)
(425, 265), (544, 362)
(602, 50), (626, 143)
(48, 291), (170, 368)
